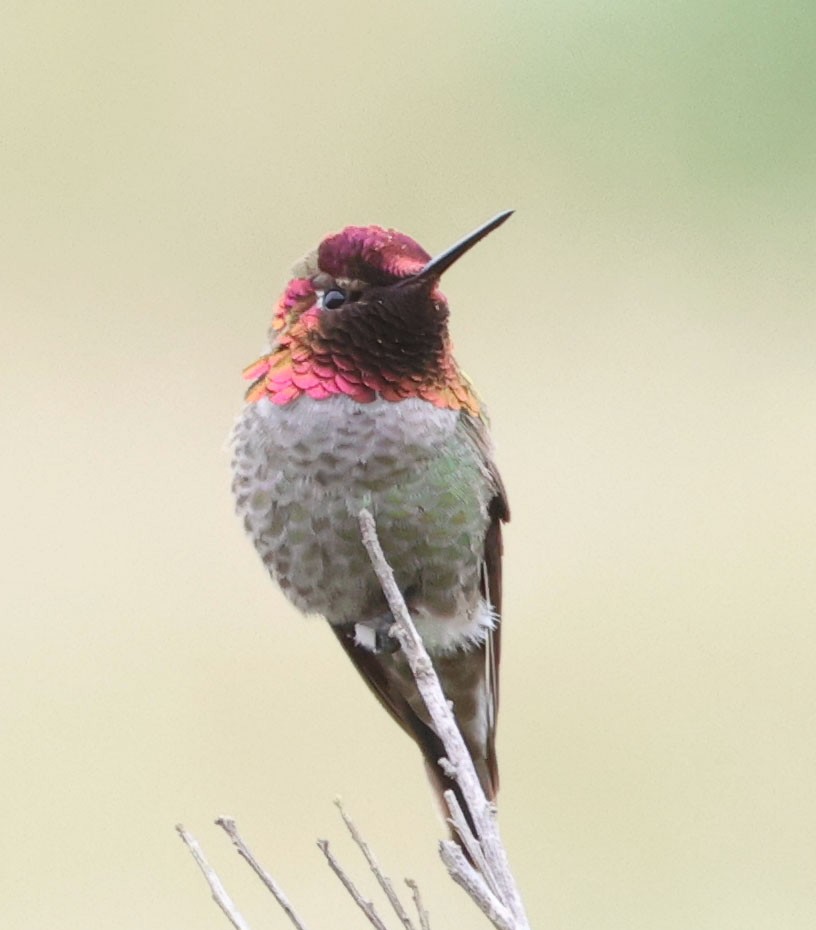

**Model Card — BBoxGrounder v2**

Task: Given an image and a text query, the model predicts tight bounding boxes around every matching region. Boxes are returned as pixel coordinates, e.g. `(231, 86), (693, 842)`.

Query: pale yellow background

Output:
(2, 2), (815, 928)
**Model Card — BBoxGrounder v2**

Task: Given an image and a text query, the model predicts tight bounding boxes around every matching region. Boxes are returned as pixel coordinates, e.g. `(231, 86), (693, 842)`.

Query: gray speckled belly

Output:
(231, 394), (493, 650)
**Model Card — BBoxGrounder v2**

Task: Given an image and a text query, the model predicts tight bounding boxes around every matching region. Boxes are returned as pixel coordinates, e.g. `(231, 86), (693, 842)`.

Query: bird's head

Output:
(243, 212), (512, 414)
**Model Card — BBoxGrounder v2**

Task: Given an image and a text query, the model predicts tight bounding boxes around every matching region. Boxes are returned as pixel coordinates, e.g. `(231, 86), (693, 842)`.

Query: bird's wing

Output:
(332, 408), (509, 815)
(460, 409), (510, 796)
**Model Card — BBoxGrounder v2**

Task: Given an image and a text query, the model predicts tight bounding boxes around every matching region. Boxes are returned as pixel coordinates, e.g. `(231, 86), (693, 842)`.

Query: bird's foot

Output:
(352, 614), (401, 654)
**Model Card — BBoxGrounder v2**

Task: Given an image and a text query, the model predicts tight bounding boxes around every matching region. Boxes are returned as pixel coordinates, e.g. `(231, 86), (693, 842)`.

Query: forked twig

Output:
(442, 789), (496, 894)
(179, 513), (529, 930)
(317, 839), (390, 930)
(335, 799), (417, 930)
(358, 508), (530, 930)
(439, 843), (513, 930)
(405, 878), (432, 930)
(216, 817), (311, 930)
(176, 824), (254, 930)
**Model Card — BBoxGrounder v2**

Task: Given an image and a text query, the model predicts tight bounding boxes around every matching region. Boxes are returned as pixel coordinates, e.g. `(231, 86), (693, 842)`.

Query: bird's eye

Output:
(322, 288), (347, 310)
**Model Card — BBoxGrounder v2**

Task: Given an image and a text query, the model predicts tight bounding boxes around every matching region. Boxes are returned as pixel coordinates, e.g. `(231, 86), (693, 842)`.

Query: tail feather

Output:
(331, 623), (497, 845)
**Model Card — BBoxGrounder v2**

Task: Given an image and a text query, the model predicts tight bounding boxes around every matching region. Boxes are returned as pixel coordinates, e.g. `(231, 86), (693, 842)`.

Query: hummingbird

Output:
(231, 212), (511, 824)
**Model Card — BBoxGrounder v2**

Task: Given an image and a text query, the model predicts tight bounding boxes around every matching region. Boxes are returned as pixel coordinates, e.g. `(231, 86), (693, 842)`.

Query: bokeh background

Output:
(2, 2), (815, 928)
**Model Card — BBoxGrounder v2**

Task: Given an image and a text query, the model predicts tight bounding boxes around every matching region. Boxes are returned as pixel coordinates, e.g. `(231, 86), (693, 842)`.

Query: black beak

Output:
(408, 210), (514, 283)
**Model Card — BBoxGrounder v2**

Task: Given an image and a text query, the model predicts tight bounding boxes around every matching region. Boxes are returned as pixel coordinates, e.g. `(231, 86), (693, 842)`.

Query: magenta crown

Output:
(317, 225), (431, 283)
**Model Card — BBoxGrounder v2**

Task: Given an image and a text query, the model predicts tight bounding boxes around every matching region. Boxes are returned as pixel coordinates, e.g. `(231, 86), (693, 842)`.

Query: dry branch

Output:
(358, 509), (530, 930)
(179, 511), (530, 929)
(176, 824), (254, 930)
(335, 799), (417, 930)
(216, 817), (311, 930)
(405, 879), (432, 930)
(317, 838), (391, 930)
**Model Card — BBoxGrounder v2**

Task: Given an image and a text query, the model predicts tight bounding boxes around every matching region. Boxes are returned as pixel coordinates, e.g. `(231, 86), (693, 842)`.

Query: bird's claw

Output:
(374, 619), (400, 654)
(351, 615), (401, 654)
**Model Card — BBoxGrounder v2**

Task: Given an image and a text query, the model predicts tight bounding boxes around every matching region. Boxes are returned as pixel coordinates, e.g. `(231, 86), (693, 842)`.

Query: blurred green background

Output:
(2, 2), (815, 928)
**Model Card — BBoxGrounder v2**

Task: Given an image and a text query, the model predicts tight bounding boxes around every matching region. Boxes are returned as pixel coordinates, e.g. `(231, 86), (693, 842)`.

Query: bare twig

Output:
(358, 509), (530, 930)
(439, 843), (513, 930)
(216, 816), (311, 930)
(317, 839), (390, 930)
(335, 799), (417, 930)
(176, 824), (254, 930)
(442, 789), (495, 893)
(404, 879), (432, 930)
(180, 514), (530, 930)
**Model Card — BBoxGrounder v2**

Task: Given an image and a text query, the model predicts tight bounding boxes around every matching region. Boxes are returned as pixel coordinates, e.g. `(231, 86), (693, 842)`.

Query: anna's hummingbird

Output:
(231, 212), (511, 819)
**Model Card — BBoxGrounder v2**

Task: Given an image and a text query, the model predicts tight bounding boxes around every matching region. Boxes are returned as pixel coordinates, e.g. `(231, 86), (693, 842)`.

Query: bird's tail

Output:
(331, 624), (498, 848)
